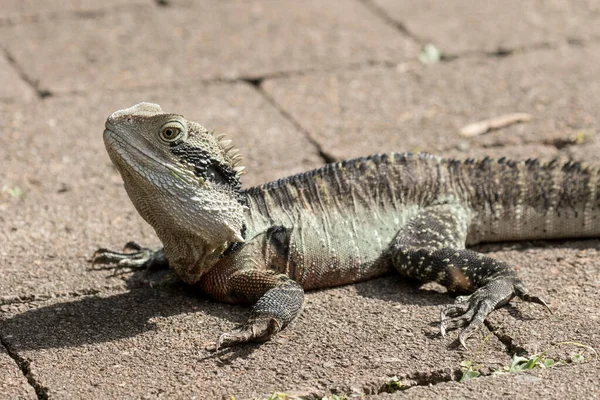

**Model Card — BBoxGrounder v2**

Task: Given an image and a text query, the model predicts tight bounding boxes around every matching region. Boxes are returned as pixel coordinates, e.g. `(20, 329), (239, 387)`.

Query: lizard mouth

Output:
(103, 128), (196, 185)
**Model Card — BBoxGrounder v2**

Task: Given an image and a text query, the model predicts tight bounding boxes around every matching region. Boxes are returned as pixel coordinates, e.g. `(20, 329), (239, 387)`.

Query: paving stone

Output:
(372, 0), (600, 54)
(0, 344), (36, 400)
(0, 82), (321, 299)
(0, 281), (509, 399)
(0, 0), (417, 94)
(263, 43), (600, 162)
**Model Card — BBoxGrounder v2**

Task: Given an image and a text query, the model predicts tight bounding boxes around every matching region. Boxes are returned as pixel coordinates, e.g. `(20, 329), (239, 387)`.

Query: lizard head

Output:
(103, 103), (246, 272)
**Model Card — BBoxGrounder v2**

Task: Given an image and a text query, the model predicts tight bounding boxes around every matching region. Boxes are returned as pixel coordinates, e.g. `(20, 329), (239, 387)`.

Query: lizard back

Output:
(242, 153), (600, 289)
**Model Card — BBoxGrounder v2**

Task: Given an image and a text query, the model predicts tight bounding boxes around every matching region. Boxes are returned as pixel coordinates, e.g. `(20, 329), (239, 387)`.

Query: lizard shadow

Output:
(0, 275), (252, 352)
(353, 273), (453, 307)
(354, 238), (600, 341)
(356, 238), (600, 308)
(469, 237), (600, 256)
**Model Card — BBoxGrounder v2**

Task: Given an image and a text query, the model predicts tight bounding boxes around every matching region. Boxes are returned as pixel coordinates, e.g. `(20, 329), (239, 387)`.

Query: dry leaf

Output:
(459, 113), (533, 137)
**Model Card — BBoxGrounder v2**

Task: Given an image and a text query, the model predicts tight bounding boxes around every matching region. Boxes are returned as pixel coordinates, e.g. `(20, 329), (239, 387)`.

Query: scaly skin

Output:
(93, 103), (599, 349)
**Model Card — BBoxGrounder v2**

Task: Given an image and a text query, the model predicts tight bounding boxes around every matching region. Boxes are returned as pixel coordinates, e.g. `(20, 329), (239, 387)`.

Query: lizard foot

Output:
(214, 315), (281, 351)
(440, 278), (551, 349)
(91, 242), (167, 272)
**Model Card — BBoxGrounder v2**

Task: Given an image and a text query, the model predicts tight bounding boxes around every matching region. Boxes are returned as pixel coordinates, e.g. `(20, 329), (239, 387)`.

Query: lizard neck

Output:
(120, 167), (244, 284)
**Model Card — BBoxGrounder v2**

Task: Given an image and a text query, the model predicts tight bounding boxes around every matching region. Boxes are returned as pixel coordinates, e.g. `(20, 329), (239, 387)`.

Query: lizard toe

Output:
(440, 277), (519, 345)
(215, 316), (281, 351)
(441, 301), (469, 320)
(91, 244), (166, 272)
(440, 310), (474, 337)
(514, 282), (552, 313)
(122, 241), (144, 252)
(442, 278), (552, 347)
(456, 298), (496, 348)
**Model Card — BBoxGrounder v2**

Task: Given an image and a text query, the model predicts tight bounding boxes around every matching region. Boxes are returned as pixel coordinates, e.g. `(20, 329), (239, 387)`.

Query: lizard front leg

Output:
(200, 265), (304, 350)
(388, 204), (550, 348)
(91, 242), (169, 270)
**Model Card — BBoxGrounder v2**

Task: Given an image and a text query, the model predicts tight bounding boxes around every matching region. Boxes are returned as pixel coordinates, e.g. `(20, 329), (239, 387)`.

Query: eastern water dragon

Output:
(93, 103), (597, 350)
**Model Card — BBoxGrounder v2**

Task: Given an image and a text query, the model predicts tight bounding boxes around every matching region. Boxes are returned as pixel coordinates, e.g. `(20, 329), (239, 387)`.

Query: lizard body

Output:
(95, 103), (591, 349)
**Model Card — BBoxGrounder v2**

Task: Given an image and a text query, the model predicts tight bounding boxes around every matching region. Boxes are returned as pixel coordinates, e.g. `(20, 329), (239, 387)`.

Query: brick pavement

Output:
(1, 1), (599, 398)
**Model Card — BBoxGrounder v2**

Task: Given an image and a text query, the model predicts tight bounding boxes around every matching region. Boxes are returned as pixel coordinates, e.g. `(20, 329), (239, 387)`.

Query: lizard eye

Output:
(159, 121), (186, 143)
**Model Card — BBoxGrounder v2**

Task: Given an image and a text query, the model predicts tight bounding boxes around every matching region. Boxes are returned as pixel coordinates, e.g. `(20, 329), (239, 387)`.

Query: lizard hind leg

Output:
(388, 204), (550, 348)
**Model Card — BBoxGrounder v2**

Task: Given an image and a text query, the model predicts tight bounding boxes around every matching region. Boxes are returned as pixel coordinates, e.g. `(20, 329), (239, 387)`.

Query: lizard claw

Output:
(440, 278), (550, 348)
(122, 241), (144, 252)
(214, 316), (281, 351)
(91, 243), (167, 272)
(517, 290), (552, 314)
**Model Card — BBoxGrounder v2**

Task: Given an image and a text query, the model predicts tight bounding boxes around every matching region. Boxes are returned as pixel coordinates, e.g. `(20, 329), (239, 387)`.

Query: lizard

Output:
(92, 102), (599, 351)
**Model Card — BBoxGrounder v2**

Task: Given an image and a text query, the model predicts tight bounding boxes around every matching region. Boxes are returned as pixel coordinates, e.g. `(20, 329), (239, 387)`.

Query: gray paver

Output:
(372, 0), (600, 54)
(0, 82), (321, 299)
(263, 43), (600, 162)
(0, 0), (417, 94)
(0, 281), (509, 399)
(0, 344), (36, 400)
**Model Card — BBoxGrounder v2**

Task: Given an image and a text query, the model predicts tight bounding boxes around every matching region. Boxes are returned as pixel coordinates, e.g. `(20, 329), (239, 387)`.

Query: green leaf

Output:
(385, 376), (405, 392)
(418, 43), (442, 64)
(508, 355), (528, 372)
(460, 370), (481, 382)
(523, 356), (540, 370)
(542, 358), (556, 368)
(2, 184), (25, 199)
(572, 354), (585, 362)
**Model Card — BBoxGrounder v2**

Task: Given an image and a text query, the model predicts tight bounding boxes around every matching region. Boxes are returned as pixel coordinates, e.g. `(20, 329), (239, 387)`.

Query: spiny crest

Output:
(213, 132), (246, 176)
(444, 154), (600, 177)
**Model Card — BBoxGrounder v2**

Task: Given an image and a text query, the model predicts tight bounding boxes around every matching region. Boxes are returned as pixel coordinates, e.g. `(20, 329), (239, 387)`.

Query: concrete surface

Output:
(1, 1), (599, 399)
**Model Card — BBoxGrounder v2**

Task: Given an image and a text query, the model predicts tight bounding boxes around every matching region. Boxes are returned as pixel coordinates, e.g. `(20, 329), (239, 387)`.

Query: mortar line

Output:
(2, 48), (51, 98)
(243, 78), (338, 165)
(0, 335), (48, 399)
(447, 41), (557, 62)
(33, 59), (396, 100)
(0, 4), (150, 28)
(357, 0), (424, 46)
(321, 366), (462, 397)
